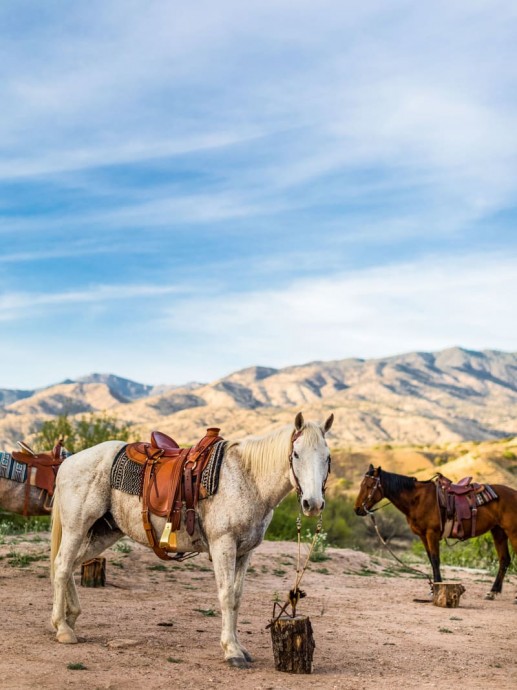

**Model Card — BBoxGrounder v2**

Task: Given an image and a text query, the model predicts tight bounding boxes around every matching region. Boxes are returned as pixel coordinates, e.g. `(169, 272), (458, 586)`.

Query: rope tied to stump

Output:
(266, 512), (323, 628)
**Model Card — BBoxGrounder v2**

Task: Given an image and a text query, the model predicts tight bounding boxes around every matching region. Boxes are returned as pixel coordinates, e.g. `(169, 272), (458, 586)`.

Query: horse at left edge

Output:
(0, 440), (67, 516)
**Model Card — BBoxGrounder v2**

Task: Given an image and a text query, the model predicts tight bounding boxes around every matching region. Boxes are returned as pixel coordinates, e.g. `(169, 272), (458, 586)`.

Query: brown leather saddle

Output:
(436, 474), (487, 539)
(125, 427), (223, 561)
(11, 439), (65, 515)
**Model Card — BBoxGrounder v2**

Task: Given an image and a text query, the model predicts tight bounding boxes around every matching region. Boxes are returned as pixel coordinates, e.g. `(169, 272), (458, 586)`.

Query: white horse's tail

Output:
(50, 485), (62, 582)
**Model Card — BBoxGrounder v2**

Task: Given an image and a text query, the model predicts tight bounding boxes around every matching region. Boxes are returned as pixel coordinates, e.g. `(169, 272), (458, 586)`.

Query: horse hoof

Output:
(227, 657), (250, 669)
(485, 592), (496, 601)
(243, 650), (254, 663)
(56, 630), (78, 644)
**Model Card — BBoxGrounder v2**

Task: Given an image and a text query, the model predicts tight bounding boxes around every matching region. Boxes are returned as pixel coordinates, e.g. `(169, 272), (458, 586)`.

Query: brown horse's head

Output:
(354, 464), (383, 516)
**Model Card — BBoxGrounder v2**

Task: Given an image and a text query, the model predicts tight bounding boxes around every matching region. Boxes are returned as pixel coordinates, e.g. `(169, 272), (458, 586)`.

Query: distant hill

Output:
(76, 373), (155, 402)
(329, 437), (517, 493)
(0, 388), (33, 407)
(0, 347), (516, 450)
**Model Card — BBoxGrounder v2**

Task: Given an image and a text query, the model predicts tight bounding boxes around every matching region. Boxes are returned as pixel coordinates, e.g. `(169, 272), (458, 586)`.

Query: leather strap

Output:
(169, 449), (189, 531)
(469, 494), (478, 538)
(23, 463), (32, 517)
(141, 458), (175, 561)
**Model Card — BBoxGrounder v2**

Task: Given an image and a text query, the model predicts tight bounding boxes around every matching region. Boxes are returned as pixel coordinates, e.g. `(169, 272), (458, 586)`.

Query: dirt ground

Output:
(0, 534), (515, 690)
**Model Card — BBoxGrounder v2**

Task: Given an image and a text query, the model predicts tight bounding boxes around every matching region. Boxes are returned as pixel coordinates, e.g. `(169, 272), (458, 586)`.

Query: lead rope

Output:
(368, 512), (433, 592)
(293, 512), (323, 593)
(266, 513), (323, 628)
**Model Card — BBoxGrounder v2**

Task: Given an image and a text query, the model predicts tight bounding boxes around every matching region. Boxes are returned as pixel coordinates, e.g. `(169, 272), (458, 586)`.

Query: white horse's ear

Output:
(294, 412), (305, 431)
(321, 413), (334, 435)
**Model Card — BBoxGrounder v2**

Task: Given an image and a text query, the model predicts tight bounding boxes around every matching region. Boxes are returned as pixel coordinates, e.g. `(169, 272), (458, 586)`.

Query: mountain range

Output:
(1, 347), (516, 449)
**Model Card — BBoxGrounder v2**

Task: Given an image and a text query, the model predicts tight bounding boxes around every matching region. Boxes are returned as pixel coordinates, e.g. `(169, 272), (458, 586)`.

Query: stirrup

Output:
(159, 522), (178, 551)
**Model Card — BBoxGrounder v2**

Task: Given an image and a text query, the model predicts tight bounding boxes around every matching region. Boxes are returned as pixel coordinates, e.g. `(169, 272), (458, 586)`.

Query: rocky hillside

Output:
(1, 347), (516, 449)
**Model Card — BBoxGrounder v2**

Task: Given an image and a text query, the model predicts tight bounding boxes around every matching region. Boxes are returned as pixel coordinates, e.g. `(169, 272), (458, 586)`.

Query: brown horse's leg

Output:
(485, 526), (511, 600)
(502, 526), (517, 604)
(421, 531), (442, 582)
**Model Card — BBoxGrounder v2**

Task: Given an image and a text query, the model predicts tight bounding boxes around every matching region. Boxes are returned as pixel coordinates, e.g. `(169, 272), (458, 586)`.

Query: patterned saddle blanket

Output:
(0, 452), (29, 484)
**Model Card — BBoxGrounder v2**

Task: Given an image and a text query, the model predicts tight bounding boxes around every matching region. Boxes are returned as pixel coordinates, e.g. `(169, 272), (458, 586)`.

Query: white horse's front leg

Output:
(234, 552), (253, 662)
(211, 536), (249, 668)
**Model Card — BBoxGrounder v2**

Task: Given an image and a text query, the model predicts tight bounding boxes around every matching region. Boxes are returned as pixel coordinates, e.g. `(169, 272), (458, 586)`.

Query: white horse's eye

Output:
(293, 451), (299, 460)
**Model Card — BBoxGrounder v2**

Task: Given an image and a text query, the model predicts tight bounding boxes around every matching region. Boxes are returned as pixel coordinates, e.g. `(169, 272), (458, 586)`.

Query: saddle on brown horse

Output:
(11, 439), (66, 515)
(124, 427), (224, 560)
(435, 474), (498, 539)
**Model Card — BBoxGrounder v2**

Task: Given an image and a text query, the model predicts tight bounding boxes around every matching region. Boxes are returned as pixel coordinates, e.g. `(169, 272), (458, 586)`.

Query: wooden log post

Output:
(270, 615), (315, 673)
(80, 557), (106, 588)
(432, 582), (466, 608)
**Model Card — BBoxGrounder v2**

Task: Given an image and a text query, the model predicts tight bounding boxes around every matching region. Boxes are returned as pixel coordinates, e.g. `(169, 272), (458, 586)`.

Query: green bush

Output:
(303, 528), (329, 562)
(411, 533), (517, 574)
(32, 413), (134, 453)
(266, 493), (373, 549)
(0, 513), (50, 536)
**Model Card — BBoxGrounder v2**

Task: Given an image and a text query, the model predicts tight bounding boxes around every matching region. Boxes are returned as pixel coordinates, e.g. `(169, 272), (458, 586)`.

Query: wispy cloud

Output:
(0, 131), (263, 181)
(162, 252), (517, 372)
(0, 283), (187, 322)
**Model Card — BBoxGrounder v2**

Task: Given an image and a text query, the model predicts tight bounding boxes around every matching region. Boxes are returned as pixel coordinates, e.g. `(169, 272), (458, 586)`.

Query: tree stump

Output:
(80, 558), (106, 587)
(270, 615), (315, 673)
(433, 582), (466, 608)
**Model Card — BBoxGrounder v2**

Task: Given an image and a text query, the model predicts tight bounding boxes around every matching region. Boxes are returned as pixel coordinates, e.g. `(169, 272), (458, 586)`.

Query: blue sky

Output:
(1, 0), (516, 389)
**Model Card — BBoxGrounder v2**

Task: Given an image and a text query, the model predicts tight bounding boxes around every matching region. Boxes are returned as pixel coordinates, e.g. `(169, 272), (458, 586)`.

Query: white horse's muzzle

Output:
(301, 497), (325, 517)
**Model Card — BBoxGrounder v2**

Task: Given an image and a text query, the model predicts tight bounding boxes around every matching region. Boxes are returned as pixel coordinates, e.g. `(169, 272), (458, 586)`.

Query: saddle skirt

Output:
(436, 474), (498, 539)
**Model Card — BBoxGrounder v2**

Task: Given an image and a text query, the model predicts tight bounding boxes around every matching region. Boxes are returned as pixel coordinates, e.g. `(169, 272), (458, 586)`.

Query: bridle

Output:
(361, 472), (384, 513)
(289, 429), (331, 502)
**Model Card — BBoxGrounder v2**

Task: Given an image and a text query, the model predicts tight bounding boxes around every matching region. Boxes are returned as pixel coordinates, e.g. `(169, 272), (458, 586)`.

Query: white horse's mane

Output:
(232, 421), (324, 481)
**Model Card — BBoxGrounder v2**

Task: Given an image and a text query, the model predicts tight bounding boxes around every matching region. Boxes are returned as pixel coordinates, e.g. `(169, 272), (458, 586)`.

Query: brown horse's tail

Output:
(50, 485), (62, 582)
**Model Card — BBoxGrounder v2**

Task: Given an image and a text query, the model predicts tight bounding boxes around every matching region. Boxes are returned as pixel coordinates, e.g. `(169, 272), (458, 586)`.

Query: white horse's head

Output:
(290, 411), (334, 517)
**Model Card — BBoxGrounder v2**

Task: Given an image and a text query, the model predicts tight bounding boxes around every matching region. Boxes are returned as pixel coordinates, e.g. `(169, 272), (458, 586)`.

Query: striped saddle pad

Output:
(0, 452), (28, 484)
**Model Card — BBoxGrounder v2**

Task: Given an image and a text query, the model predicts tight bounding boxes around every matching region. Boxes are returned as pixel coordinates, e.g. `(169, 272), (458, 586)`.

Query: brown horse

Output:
(0, 478), (55, 516)
(354, 465), (517, 601)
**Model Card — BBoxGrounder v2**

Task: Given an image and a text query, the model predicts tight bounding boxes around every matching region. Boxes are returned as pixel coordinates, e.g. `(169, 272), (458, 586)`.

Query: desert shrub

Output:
(303, 528), (329, 562)
(266, 493), (381, 549)
(32, 413), (134, 453)
(0, 514), (50, 536)
(411, 533), (517, 574)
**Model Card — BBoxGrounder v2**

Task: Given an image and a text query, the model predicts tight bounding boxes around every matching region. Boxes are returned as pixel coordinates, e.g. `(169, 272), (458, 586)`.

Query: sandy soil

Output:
(0, 534), (515, 690)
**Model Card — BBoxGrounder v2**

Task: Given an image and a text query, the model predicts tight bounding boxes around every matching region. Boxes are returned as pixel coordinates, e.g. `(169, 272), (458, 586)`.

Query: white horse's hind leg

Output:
(51, 531), (86, 643)
(211, 536), (249, 668)
(65, 577), (81, 629)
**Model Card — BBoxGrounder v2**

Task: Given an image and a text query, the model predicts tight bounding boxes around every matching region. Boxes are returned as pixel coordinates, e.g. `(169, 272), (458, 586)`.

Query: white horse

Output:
(50, 411), (334, 667)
